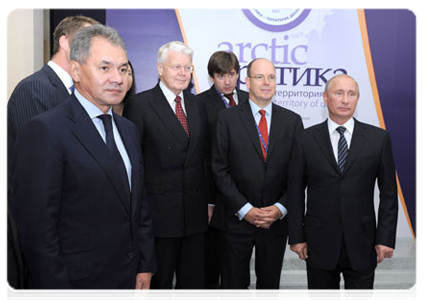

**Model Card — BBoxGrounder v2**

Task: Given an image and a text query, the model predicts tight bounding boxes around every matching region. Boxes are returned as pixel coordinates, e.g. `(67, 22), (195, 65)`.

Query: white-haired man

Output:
(123, 41), (210, 289)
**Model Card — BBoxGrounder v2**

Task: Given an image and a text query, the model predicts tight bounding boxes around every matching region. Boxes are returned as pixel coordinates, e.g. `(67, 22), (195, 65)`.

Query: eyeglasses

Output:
(248, 74), (276, 82)
(164, 64), (194, 73)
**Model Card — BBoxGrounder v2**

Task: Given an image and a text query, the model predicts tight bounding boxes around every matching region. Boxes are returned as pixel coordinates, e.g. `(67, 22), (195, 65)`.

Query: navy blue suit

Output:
(10, 95), (155, 289)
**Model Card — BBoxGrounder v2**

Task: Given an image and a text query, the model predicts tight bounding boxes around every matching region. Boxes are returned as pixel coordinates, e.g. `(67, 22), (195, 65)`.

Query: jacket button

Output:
(128, 252), (134, 259)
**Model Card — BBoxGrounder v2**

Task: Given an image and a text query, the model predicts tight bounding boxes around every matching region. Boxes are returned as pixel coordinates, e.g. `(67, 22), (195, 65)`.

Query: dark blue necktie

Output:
(97, 114), (130, 192)
(336, 126), (348, 173)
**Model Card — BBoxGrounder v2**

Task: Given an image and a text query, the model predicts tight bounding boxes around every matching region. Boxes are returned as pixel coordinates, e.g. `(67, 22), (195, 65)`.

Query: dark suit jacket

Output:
(211, 101), (303, 235)
(123, 84), (209, 238)
(198, 85), (249, 204)
(8, 64), (70, 158)
(287, 119), (398, 271)
(10, 95), (155, 289)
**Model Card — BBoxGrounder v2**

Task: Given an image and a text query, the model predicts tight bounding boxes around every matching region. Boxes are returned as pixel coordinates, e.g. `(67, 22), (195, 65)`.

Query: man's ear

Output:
(59, 35), (70, 53)
(70, 61), (80, 83)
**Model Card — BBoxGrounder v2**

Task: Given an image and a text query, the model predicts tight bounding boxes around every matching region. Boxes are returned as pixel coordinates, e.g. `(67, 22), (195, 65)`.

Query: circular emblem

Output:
(242, 9), (311, 32)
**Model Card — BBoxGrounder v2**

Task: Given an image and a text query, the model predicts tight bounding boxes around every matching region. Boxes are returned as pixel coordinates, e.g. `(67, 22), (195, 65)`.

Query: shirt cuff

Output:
(274, 203), (288, 220)
(236, 203), (253, 220)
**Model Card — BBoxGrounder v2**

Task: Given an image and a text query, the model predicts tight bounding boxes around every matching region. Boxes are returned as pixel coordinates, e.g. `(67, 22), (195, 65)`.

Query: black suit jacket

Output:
(211, 101), (303, 235)
(123, 84), (209, 238)
(198, 85), (249, 204)
(287, 119), (398, 271)
(8, 64), (70, 159)
(10, 95), (155, 289)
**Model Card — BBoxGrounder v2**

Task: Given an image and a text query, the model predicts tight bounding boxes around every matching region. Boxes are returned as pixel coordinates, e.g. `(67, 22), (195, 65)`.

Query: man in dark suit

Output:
(212, 58), (303, 289)
(7, 15), (99, 289)
(123, 41), (209, 289)
(8, 15), (99, 158)
(197, 51), (249, 288)
(10, 25), (155, 289)
(288, 74), (398, 289)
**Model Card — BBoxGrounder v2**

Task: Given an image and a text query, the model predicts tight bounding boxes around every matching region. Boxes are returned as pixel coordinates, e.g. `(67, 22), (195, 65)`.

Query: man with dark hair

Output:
(197, 51), (249, 288)
(10, 24), (155, 289)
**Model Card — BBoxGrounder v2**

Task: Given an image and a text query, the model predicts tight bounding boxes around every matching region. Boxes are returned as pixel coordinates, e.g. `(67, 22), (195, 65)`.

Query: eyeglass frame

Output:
(247, 74), (276, 82)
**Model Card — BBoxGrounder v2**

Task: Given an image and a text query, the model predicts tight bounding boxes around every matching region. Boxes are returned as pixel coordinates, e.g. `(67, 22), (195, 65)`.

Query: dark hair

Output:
(123, 61), (136, 104)
(207, 51), (240, 77)
(52, 15), (100, 55)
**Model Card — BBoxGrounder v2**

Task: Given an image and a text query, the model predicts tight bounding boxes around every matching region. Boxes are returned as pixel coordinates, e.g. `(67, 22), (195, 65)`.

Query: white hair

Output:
(157, 41), (194, 64)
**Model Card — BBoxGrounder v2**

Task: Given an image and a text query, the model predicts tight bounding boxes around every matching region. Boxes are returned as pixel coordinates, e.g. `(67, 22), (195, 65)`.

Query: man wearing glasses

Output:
(123, 41), (210, 289)
(211, 58), (303, 288)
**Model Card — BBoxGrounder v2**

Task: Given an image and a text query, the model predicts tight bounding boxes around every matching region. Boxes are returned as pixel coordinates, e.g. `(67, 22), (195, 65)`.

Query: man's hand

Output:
(290, 243), (308, 260)
(135, 272), (152, 289)
(244, 207), (265, 226)
(208, 205), (214, 224)
(255, 205), (283, 228)
(376, 244), (394, 264)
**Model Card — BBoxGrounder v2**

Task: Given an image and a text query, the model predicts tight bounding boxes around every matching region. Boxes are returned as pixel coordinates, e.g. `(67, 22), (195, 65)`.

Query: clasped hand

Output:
(244, 205), (282, 228)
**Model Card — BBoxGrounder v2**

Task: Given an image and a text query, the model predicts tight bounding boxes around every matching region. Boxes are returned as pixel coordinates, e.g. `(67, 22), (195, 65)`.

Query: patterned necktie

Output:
(175, 96), (190, 137)
(224, 93), (236, 107)
(258, 110), (268, 160)
(69, 85), (75, 94)
(97, 114), (130, 192)
(336, 126), (348, 173)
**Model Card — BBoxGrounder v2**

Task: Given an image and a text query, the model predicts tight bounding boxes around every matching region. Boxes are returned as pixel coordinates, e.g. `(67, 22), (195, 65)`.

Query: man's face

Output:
(71, 37), (129, 113)
(211, 69), (239, 95)
(157, 51), (192, 95)
(323, 75), (359, 124)
(245, 59), (276, 106)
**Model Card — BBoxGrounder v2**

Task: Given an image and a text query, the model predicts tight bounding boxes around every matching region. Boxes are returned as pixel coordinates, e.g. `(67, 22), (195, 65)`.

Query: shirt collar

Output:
(328, 117), (355, 135)
(47, 60), (74, 91)
(74, 89), (113, 120)
(249, 99), (272, 117)
(160, 81), (184, 105)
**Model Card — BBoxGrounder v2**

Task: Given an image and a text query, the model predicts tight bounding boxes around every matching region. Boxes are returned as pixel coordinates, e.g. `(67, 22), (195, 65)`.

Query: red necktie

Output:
(225, 93), (236, 107)
(175, 96), (190, 137)
(258, 110), (268, 160)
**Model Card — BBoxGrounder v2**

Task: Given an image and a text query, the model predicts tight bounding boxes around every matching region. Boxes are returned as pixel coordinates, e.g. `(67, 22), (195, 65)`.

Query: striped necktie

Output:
(336, 126), (348, 173)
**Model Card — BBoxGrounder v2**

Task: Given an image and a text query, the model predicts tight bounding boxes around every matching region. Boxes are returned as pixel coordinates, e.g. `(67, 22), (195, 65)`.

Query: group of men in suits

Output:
(8, 15), (398, 290)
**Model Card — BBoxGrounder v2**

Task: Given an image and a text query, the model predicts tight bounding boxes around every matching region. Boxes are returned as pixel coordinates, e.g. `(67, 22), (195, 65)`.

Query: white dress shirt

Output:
(327, 117), (355, 162)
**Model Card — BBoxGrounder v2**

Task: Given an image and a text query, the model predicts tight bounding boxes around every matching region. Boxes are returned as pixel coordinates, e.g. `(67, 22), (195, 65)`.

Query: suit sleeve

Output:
(277, 114), (304, 208)
(137, 163), (157, 274)
(287, 133), (308, 245)
(375, 131), (398, 248)
(212, 112), (249, 215)
(10, 120), (72, 288)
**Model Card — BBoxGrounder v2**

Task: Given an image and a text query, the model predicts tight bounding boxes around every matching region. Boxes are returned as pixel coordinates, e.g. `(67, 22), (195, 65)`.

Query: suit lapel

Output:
(208, 86), (227, 110)
(266, 104), (285, 161)
(238, 101), (265, 162)
(67, 96), (131, 215)
(44, 64), (70, 99)
(342, 119), (367, 175)
(312, 120), (340, 174)
(184, 91), (201, 161)
(149, 85), (189, 148)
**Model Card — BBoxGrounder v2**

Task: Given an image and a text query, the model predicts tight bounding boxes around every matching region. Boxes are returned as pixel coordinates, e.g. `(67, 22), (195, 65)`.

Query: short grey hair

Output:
(324, 74), (360, 97)
(157, 41), (194, 64)
(70, 24), (127, 64)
